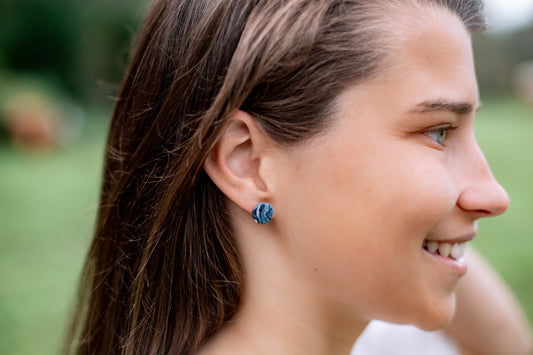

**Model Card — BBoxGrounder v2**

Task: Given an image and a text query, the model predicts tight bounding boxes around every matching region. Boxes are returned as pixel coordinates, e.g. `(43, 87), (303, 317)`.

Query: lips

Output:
(421, 233), (475, 276)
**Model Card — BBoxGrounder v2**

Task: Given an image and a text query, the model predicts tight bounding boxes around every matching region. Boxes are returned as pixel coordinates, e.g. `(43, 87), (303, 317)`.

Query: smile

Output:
(422, 240), (468, 261)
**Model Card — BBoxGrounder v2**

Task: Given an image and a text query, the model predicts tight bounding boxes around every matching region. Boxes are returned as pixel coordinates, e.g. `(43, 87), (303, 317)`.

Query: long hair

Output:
(66, 0), (486, 354)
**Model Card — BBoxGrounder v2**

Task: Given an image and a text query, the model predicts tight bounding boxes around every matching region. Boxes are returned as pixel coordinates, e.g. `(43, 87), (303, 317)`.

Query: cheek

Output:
(381, 154), (458, 231)
(280, 137), (458, 252)
(274, 138), (459, 322)
(323, 142), (457, 239)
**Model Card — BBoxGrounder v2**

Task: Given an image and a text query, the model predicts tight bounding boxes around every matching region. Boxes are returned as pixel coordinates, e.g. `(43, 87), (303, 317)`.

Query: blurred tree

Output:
(474, 21), (533, 97)
(474, 34), (514, 96)
(0, 0), (82, 93)
(75, 1), (147, 105)
(0, 0), (146, 105)
(504, 24), (533, 64)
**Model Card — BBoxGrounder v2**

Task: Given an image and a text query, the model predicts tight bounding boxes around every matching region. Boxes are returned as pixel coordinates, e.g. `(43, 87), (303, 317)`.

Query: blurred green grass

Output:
(0, 99), (532, 354)
(0, 114), (105, 355)
(472, 98), (533, 320)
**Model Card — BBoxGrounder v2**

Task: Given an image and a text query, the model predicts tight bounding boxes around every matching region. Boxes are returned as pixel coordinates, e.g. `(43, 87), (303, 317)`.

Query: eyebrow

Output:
(409, 99), (479, 115)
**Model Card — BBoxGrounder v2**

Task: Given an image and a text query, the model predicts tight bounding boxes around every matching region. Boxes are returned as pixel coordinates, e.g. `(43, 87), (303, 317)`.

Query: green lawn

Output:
(0, 99), (532, 354)
(472, 99), (533, 320)
(0, 119), (105, 354)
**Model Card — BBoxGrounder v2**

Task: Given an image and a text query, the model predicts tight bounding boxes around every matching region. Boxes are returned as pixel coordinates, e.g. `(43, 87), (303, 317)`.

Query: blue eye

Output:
(424, 127), (450, 145)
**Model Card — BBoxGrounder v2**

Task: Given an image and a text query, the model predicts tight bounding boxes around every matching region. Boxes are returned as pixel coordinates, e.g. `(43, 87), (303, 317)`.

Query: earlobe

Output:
(203, 110), (271, 214)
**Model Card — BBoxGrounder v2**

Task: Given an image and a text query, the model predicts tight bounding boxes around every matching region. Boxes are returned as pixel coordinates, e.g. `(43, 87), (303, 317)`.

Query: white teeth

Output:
(426, 241), (439, 253)
(438, 243), (452, 258)
(424, 240), (468, 260)
(450, 243), (461, 259)
(459, 242), (467, 256)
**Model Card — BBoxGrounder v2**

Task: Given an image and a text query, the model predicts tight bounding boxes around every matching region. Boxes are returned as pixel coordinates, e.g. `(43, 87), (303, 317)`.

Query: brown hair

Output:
(66, 0), (486, 354)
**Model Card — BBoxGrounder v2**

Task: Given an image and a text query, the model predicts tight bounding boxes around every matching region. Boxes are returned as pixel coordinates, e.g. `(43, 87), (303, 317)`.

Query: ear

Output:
(203, 110), (272, 215)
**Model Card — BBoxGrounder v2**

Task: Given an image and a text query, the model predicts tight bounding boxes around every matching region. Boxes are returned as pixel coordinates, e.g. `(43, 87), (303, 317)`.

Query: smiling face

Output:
(270, 8), (509, 330)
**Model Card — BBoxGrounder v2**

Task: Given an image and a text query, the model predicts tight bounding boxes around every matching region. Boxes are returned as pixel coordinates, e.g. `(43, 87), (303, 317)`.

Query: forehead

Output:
(337, 6), (479, 114)
(394, 6), (475, 68)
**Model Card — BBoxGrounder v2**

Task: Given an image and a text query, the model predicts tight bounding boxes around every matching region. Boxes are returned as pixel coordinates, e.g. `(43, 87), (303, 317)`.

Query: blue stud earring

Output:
(252, 202), (273, 224)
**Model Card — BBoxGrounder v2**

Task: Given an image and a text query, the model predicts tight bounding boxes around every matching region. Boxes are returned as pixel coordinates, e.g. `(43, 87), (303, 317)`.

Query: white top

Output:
(351, 320), (459, 355)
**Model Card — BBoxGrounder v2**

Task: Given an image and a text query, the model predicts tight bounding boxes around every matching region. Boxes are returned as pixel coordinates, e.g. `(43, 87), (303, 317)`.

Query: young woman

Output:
(66, 0), (527, 354)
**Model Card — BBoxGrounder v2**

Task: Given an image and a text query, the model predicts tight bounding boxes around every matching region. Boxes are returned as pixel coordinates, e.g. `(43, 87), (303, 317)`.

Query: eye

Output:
(423, 126), (455, 145)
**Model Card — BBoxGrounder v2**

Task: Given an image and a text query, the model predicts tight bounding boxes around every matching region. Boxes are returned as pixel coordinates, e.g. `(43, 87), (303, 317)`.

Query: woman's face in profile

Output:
(270, 10), (509, 329)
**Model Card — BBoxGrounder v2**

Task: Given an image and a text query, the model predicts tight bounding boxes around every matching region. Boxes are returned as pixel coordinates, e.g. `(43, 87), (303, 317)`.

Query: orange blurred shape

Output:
(2, 92), (60, 151)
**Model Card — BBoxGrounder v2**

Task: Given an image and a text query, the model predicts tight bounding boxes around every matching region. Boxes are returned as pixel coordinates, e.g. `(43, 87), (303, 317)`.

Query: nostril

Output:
(472, 209), (493, 217)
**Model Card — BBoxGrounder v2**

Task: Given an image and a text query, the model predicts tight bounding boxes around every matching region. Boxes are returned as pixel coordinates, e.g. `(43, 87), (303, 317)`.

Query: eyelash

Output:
(423, 125), (457, 145)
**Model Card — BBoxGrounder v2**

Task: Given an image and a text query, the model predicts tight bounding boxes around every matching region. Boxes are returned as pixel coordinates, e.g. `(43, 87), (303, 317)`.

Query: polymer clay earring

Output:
(252, 202), (273, 224)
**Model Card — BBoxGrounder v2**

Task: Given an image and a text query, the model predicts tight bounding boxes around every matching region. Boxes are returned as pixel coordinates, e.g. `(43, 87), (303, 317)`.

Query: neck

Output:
(208, 289), (367, 355)
(197, 219), (368, 355)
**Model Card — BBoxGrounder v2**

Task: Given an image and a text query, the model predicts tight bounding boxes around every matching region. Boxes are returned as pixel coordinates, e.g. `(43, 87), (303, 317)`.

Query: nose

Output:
(456, 142), (510, 218)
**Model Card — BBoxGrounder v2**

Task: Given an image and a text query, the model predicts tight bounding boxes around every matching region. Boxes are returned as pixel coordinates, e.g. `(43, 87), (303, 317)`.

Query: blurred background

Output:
(0, 0), (532, 354)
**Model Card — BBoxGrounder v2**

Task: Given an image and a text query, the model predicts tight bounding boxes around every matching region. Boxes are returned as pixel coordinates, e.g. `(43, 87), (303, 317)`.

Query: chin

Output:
(412, 294), (457, 331)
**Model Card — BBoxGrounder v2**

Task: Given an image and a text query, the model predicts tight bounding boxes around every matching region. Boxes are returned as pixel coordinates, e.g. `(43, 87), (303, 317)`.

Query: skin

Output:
(445, 248), (533, 355)
(352, 247), (533, 354)
(201, 6), (510, 355)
